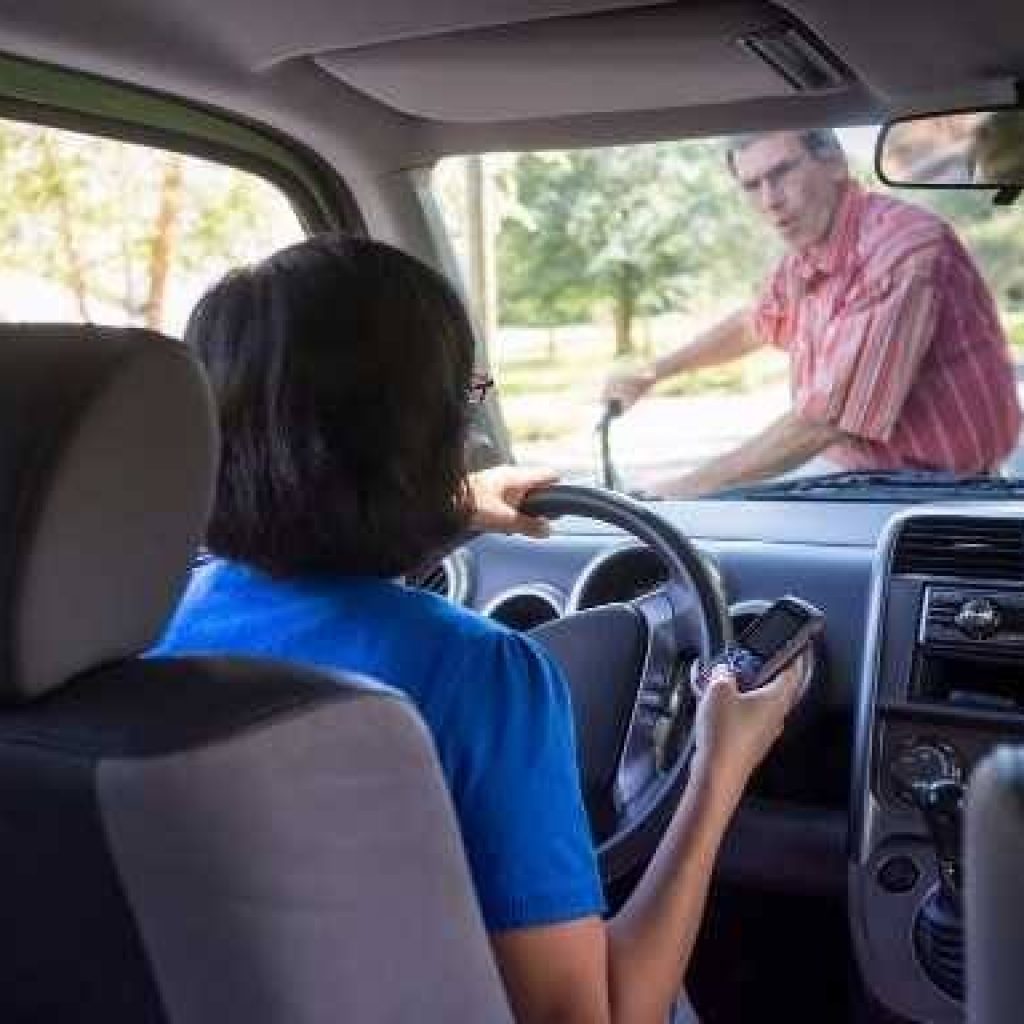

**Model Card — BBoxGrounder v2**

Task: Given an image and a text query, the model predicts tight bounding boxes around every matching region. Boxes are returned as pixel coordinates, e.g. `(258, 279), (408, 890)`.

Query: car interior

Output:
(1, 1), (1024, 1022)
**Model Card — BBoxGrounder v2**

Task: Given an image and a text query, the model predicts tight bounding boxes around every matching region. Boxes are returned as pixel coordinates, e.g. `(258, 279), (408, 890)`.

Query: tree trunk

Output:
(39, 130), (91, 321)
(143, 154), (184, 330)
(613, 266), (636, 357)
(638, 315), (651, 357)
(117, 148), (139, 316)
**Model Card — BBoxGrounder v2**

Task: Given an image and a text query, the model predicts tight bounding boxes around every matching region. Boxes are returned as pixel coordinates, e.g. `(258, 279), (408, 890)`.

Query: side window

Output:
(0, 119), (304, 335)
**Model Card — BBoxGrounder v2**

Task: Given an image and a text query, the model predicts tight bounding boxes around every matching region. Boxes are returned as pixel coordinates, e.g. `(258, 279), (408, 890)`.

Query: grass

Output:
(495, 352), (605, 398)
(495, 312), (1024, 403)
(494, 321), (788, 404)
(497, 311), (1024, 445)
(654, 350), (787, 396)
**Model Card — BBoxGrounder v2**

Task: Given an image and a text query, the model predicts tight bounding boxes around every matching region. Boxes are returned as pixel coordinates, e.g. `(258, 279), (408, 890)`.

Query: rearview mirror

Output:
(876, 108), (1024, 189)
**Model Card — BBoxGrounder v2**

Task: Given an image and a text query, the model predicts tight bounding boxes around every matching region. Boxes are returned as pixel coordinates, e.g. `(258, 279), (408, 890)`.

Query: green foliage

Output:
(1005, 313), (1024, 351)
(494, 141), (1024, 356)
(495, 142), (781, 350)
(0, 120), (296, 330)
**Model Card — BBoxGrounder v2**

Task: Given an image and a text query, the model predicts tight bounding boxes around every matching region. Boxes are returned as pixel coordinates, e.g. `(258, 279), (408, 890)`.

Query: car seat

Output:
(966, 745), (1024, 1024)
(0, 324), (511, 1023)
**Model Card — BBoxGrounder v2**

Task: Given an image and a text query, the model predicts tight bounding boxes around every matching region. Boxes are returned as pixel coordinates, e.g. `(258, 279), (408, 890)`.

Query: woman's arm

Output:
(491, 663), (803, 1024)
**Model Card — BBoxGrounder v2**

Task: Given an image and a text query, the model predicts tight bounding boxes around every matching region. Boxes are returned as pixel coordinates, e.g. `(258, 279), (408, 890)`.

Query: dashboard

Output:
(421, 498), (890, 879)
(416, 495), (1024, 1023)
(434, 498), (893, 711)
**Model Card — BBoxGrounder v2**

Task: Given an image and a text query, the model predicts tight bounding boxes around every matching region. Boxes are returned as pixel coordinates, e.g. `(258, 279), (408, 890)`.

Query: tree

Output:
(144, 153), (185, 328)
(36, 128), (92, 320)
(0, 121), (294, 332)
(495, 141), (780, 356)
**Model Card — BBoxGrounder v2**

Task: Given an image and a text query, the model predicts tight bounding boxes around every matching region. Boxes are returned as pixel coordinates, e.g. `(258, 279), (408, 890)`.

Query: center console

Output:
(850, 508), (1024, 1022)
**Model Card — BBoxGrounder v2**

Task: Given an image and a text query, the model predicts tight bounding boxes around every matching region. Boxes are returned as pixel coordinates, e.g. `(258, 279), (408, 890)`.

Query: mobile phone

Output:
(691, 595), (824, 697)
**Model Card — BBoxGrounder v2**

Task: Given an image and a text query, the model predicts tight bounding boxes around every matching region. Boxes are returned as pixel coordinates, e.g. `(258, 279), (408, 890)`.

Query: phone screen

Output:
(741, 604), (808, 659)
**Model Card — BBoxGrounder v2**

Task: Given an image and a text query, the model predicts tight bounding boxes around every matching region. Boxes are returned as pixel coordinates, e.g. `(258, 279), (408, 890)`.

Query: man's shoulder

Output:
(854, 190), (951, 270)
(857, 190), (948, 243)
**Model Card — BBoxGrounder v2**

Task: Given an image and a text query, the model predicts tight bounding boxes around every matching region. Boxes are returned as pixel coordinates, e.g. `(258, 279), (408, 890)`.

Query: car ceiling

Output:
(0, 0), (1021, 176)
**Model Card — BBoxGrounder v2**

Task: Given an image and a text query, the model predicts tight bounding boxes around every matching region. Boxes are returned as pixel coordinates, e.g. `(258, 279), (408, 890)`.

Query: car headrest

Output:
(0, 325), (217, 703)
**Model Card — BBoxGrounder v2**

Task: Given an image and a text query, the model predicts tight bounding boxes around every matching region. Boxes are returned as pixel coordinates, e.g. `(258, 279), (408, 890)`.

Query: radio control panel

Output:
(920, 586), (1024, 653)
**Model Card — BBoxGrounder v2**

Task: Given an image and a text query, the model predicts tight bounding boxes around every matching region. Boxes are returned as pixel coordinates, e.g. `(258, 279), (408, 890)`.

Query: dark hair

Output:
(725, 128), (845, 176)
(185, 234), (475, 578)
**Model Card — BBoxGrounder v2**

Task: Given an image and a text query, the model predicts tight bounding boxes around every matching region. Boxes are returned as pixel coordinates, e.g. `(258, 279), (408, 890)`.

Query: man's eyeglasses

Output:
(467, 372), (495, 405)
(738, 154), (805, 196)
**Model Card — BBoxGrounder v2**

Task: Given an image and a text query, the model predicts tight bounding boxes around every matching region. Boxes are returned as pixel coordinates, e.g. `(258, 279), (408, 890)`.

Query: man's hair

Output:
(185, 233), (475, 578)
(725, 128), (846, 176)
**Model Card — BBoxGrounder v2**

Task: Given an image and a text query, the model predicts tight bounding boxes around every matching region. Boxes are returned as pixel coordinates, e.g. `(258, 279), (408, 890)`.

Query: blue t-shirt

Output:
(154, 559), (605, 931)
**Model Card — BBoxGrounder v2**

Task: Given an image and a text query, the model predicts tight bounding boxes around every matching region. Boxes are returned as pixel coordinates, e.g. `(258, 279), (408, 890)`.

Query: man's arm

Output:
(603, 309), (763, 410)
(651, 410), (845, 498)
(491, 665), (803, 1024)
(653, 308), (763, 380)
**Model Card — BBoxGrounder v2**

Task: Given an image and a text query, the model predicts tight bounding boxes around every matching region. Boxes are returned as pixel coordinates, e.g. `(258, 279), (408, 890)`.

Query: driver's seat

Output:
(0, 324), (511, 1022)
(966, 746), (1024, 1024)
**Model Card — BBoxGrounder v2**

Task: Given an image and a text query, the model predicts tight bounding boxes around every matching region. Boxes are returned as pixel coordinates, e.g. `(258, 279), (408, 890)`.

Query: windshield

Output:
(429, 126), (1024, 498)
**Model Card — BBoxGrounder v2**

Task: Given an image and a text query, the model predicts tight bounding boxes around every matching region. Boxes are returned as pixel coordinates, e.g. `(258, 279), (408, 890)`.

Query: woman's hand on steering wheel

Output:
(468, 465), (558, 538)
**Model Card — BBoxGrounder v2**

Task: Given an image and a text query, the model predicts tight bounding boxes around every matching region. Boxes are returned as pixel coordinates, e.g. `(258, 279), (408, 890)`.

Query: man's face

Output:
(732, 133), (847, 250)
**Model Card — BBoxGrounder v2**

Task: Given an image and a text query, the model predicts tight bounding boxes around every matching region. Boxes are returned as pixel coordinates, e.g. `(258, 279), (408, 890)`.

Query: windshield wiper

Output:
(713, 470), (1024, 501)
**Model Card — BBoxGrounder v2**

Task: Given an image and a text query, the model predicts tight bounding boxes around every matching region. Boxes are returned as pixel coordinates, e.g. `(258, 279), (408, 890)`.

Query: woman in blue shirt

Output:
(157, 234), (802, 1023)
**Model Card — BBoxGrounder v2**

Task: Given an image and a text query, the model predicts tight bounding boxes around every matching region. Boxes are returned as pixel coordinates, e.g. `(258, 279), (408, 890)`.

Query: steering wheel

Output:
(520, 483), (732, 887)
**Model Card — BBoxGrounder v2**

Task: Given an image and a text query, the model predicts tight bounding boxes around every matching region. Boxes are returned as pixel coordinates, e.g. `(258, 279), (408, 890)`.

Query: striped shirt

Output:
(753, 184), (1021, 472)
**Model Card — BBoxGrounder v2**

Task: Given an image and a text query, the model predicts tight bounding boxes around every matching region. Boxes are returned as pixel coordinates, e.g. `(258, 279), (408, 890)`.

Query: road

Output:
(510, 388), (790, 485)
(510, 381), (1024, 485)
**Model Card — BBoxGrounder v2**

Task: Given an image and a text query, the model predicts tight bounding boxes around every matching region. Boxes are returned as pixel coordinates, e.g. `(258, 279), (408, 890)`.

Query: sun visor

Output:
(244, 0), (674, 67)
(315, 3), (848, 123)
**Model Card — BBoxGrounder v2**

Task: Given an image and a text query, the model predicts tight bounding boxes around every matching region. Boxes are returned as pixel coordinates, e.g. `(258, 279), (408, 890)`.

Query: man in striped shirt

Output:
(603, 129), (1022, 496)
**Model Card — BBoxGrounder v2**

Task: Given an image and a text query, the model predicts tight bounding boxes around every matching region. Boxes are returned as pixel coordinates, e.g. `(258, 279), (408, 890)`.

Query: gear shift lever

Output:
(913, 778), (965, 906)
(911, 778), (966, 1000)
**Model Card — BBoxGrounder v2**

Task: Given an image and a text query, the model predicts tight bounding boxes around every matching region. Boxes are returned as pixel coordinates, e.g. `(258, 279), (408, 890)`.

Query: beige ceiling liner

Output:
(246, 0), (675, 67)
(317, 3), (802, 123)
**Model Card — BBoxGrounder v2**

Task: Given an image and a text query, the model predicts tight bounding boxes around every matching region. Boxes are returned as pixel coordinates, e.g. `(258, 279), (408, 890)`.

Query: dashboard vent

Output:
(892, 517), (1024, 580)
(408, 560), (451, 597)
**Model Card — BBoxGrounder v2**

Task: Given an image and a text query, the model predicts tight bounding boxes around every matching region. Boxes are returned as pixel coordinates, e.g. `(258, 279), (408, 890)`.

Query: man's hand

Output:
(468, 465), (558, 538)
(601, 366), (657, 412)
(601, 309), (760, 419)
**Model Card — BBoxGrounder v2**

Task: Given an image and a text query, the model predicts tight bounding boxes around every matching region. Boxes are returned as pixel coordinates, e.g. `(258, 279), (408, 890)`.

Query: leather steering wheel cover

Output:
(520, 483), (732, 883)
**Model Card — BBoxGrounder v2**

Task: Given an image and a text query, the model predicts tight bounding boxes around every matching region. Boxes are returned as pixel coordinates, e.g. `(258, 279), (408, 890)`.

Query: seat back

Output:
(966, 745), (1024, 1024)
(0, 325), (511, 1023)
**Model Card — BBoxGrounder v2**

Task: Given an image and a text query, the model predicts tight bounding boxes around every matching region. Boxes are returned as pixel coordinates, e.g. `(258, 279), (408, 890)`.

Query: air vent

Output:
(406, 551), (470, 603)
(892, 517), (1024, 580)
(738, 25), (850, 92)
(409, 561), (451, 597)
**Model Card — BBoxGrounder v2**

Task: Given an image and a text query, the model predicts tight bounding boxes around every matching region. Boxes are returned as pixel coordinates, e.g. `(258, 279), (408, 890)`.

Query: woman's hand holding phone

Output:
(690, 654), (807, 821)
